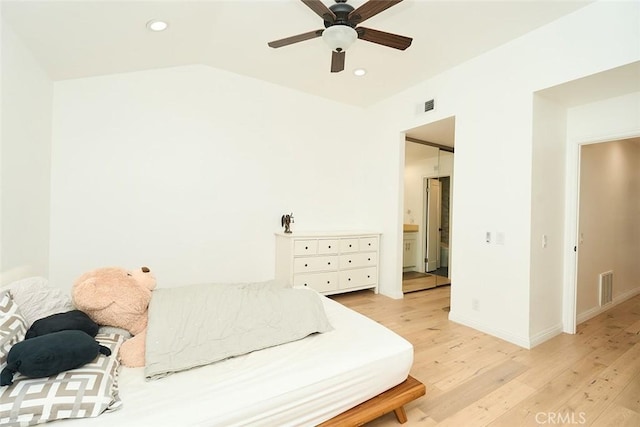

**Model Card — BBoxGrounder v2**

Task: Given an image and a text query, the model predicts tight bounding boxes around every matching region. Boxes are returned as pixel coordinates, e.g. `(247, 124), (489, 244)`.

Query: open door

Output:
(425, 178), (441, 272)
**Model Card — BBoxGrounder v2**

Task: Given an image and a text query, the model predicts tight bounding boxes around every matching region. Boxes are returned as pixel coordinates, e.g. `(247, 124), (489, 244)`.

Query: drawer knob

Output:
(349, 244), (352, 247)
(328, 245), (332, 248)
(367, 275), (371, 278)
(305, 246), (308, 250)
(348, 278), (351, 281)
(304, 263), (308, 267)
(304, 283), (308, 286)
(328, 262), (331, 265)
(327, 281), (330, 284)
(368, 258), (371, 261)
(348, 260), (352, 263)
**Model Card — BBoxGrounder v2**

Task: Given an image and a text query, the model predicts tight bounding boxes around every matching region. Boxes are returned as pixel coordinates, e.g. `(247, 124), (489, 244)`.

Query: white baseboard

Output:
(529, 323), (564, 348)
(448, 310), (532, 349)
(577, 286), (640, 325)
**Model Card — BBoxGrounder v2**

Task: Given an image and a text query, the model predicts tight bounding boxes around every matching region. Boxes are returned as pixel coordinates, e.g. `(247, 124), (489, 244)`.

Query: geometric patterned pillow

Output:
(0, 333), (124, 426)
(0, 292), (27, 367)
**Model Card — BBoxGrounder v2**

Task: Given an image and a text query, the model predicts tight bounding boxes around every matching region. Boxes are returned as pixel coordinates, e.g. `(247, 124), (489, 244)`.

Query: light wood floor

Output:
(331, 286), (640, 427)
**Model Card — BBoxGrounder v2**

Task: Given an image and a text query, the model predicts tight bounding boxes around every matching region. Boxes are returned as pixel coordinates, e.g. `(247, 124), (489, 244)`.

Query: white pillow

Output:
(6, 277), (73, 326)
(0, 291), (27, 366)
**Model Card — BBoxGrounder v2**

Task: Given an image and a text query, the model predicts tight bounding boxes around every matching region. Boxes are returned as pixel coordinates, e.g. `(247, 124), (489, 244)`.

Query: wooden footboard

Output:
(319, 375), (426, 426)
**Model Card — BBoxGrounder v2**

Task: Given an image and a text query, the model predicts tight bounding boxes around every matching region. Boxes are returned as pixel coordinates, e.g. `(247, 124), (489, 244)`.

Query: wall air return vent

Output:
(424, 99), (435, 112)
(599, 271), (613, 306)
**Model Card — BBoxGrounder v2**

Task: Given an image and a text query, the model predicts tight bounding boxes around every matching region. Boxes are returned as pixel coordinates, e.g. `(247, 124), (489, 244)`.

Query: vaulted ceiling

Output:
(2, 0), (593, 107)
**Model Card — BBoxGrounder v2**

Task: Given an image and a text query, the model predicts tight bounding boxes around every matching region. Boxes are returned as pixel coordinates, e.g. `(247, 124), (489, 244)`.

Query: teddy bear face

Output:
(72, 267), (156, 335)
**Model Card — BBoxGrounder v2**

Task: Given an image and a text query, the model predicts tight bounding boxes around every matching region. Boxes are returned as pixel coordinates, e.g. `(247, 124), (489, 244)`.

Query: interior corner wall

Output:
(49, 65), (374, 293)
(0, 21), (52, 283)
(529, 95), (567, 343)
(368, 0), (639, 347)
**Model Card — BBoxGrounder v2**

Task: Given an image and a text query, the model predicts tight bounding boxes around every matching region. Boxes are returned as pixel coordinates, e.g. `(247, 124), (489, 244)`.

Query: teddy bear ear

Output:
(132, 267), (157, 291)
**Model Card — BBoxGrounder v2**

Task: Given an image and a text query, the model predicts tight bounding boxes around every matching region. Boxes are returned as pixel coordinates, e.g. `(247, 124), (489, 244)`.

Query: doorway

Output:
(575, 137), (640, 324)
(402, 117), (455, 293)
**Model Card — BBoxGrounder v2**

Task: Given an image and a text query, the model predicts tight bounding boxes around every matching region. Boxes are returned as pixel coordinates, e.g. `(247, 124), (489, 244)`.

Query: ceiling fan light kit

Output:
(268, 0), (412, 73)
(322, 25), (357, 52)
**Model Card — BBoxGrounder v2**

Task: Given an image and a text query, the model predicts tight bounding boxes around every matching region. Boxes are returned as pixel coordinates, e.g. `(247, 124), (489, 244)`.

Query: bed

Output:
(1, 275), (424, 426)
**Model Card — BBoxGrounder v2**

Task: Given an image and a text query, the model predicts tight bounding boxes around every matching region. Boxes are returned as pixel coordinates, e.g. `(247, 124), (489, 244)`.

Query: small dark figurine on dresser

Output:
(281, 212), (294, 234)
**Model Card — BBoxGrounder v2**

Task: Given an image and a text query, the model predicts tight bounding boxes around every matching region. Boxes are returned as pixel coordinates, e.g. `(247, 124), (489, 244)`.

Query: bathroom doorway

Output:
(402, 117), (455, 293)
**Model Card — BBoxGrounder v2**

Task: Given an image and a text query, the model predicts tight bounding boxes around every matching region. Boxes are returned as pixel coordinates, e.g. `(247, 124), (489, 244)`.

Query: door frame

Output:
(563, 130), (640, 334)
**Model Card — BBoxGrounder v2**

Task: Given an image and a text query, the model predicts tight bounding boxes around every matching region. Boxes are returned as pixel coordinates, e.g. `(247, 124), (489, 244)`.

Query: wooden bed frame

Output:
(320, 375), (426, 426)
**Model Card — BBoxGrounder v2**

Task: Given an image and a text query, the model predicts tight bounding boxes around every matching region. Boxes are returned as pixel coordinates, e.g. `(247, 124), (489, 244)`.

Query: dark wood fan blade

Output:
(356, 27), (412, 50)
(268, 29), (324, 48)
(331, 50), (345, 73)
(302, 0), (336, 23)
(349, 0), (403, 25)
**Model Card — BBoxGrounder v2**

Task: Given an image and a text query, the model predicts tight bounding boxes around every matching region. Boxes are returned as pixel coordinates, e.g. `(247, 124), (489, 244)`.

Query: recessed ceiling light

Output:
(146, 20), (168, 32)
(353, 68), (367, 77)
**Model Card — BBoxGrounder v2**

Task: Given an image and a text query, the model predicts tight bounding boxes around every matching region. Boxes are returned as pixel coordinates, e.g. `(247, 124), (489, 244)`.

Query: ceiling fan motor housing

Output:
(324, 0), (356, 28)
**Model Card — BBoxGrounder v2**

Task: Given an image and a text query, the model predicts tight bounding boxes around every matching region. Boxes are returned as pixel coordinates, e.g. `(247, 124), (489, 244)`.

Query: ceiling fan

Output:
(267, 0), (412, 73)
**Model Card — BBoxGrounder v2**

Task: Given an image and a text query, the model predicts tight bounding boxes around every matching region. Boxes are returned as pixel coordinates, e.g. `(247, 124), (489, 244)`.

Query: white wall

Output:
(529, 95), (567, 343)
(50, 65), (374, 292)
(368, 0), (640, 347)
(0, 22), (52, 283)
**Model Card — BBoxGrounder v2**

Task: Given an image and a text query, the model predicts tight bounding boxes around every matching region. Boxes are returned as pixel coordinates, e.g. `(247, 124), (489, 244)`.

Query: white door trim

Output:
(563, 130), (640, 334)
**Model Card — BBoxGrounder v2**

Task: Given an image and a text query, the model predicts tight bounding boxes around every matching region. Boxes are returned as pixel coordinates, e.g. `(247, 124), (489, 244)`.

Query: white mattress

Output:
(60, 295), (413, 426)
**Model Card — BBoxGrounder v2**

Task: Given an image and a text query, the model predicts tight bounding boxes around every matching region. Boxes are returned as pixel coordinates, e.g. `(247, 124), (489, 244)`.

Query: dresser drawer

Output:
(294, 272), (339, 293)
(339, 252), (378, 269)
(359, 237), (378, 251)
(294, 240), (318, 256)
(340, 238), (359, 253)
(293, 255), (338, 273)
(339, 267), (377, 288)
(317, 239), (339, 254)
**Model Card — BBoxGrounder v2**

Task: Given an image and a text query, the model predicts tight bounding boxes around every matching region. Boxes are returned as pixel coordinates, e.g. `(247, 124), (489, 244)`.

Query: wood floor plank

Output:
(330, 287), (640, 427)
(553, 376), (626, 425)
(598, 341), (640, 386)
(420, 359), (528, 422)
(435, 379), (536, 427)
(591, 404), (640, 427)
(487, 357), (608, 426)
(611, 370), (640, 413)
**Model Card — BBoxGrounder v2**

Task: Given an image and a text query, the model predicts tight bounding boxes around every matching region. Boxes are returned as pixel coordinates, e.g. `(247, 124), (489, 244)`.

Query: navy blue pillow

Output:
(25, 310), (99, 339)
(0, 330), (111, 386)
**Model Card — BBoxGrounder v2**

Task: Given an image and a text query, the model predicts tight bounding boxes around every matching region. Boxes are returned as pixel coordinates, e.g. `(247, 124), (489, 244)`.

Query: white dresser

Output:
(275, 231), (380, 295)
